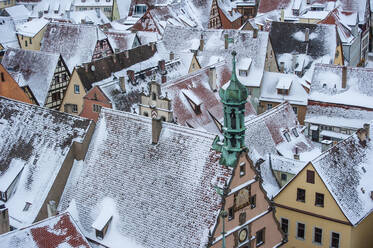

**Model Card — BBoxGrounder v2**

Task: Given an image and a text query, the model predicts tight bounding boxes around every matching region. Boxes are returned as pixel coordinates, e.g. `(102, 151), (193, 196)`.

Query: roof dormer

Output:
(182, 90), (202, 115)
(276, 77), (292, 95)
(238, 58), (252, 77)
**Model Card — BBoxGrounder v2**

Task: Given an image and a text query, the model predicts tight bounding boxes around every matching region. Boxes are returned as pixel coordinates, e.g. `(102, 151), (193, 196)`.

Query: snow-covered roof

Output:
(269, 153), (306, 174)
(245, 102), (319, 161)
(1, 48), (59, 106)
(339, 0), (368, 24)
(310, 64), (373, 109)
(0, 97), (92, 228)
(217, 0), (242, 22)
(162, 25), (269, 87)
(0, 17), (19, 49)
(311, 123), (373, 225)
(162, 61), (256, 134)
(59, 108), (232, 248)
(16, 18), (49, 37)
(70, 10), (110, 25)
(40, 22), (106, 72)
(29, 0), (74, 19)
(3, 5), (31, 23)
(116, 0), (131, 19)
(105, 31), (137, 52)
(0, 212), (91, 248)
(74, 0), (112, 7)
(258, 154), (282, 199)
(260, 72), (308, 106)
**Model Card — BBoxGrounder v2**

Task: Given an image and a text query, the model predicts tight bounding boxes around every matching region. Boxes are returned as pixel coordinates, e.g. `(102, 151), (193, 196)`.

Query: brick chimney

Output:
(305, 28), (309, 42)
(224, 33), (229, 49)
(342, 66), (347, 89)
(125, 50), (129, 59)
(119, 76), (126, 92)
(253, 29), (258, 38)
(161, 75), (167, 84)
(169, 51), (174, 60)
(158, 59), (166, 73)
(280, 9), (284, 22)
(364, 123), (370, 140)
(112, 53), (117, 63)
(127, 70), (135, 83)
(293, 147), (300, 160)
(152, 118), (162, 144)
(321, 140), (333, 152)
(208, 66), (217, 91)
(200, 33), (204, 51)
(280, 62), (285, 73)
(84, 63), (89, 72)
(150, 42), (156, 52)
(0, 205), (10, 235)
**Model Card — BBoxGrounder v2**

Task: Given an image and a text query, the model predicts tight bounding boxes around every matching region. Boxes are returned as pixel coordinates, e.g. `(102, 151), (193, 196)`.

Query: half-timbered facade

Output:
(209, 0), (222, 29)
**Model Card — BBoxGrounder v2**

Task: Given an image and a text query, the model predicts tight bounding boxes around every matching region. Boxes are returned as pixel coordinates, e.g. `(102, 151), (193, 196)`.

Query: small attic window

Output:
(292, 128), (299, 137)
(182, 91), (202, 115)
(1, 72), (4, 82)
(92, 213), (113, 240)
(134, 4), (147, 16)
(239, 70), (248, 77)
(284, 131), (291, 142)
(23, 202), (31, 211)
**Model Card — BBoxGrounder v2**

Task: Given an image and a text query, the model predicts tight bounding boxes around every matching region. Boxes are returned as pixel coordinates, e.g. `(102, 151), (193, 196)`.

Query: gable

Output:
(84, 86), (111, 104)
(0, 64), (32, 104)
(274, 163), (350, 224)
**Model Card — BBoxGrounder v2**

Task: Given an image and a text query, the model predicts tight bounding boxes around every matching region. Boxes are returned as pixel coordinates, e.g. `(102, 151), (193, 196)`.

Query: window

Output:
(62, 73), (67, 81)
(331, 232), (340, 248)
(152, 92), (156, 100)
(284, 131), (291, 142)
(296, 188), (305, 202)
(228, 207), (234, 221)
(314, 227), (322, 244)
(23, 202), (31, 211)
(307, 170), (315, 184)
(134, 4), (147, 15)
(267, 103), (272, 110)
(281, 173), (287, 181)
(0, 72), (4, 82)
(239, 70), (248, 77)
(292, 128), (299, 137)
(0, 191), (7, 201)
(93, 104), (101, 113)
(29, 37), (32, 44)
(297, 223), (305, 240)
(74, 84), (80, 94)
(281, 218), (289, 239)
(55, 75), (60, 83)
(256, 228), (265, 246)
(250, 195), (256, 209)
(240, 162), (245, 177)
(52, 92), (60, 101)
(315, 193), (324, 207)
(25, 40), (27, 47)
(72, 104), (78, 113)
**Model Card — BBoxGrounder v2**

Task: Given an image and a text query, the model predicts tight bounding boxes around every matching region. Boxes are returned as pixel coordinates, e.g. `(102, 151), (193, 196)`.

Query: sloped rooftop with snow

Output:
(59, 108), (232, 248)
(0, 212), (91, 248)
(0, 17), (19, 49)
(0, 97), (92, 228)
(1, 48), (59, 106)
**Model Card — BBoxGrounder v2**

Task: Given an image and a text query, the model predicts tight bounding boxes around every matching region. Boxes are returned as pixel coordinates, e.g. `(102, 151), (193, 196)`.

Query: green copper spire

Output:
(213, 51), (248, 167)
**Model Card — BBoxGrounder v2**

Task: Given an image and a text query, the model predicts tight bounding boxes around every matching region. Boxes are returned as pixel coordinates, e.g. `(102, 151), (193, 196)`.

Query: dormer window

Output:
(92, 213), (113, 240)
(182, 90), (202, 115)
(23, 202), (31, 211)
(134, 4), (147, 16)
(284, 131), (291, 142)
(276, 78), (292, 95)
(292, 127), (299, 137)
(239, 70), (248, 77)
(238, 58), (252, 77)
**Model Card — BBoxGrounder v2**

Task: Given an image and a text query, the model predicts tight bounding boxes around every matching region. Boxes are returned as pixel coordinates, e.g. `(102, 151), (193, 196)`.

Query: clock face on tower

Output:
(239, 228), (248, 243)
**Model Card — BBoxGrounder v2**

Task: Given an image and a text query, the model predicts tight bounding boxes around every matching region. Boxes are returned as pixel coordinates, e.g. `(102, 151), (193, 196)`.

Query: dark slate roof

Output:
(59, 108), (232, 248)
(0, 97), (92, 227)
(1, 48), (59, 106)
(76, 44), (157, 91)
(269, 21), (338, 60)
(0, 213), (91, 248)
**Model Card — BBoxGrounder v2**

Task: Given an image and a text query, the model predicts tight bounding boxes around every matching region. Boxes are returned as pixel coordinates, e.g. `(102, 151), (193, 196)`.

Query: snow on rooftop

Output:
(16, 18), (49, 37)
(0, 213), (91, 248)
(59, 108), (232, 248)
(0, 97), (91, 228)
(0, 17), (19, 49)
(4, 5), (31, 23)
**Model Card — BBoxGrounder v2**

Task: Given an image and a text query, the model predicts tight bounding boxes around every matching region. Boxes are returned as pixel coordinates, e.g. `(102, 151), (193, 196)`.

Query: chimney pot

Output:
(152, 118), (162, 144)
(342, 66), (347, 89)
(0, 206), (10, 235)
(169, 51), (174, 60)
(293, 153), (300, 160)
(364, 123), (370, 140)
(161, 75), (167, 84)
(305, 28), (309, 42)
(280, 62), (285, 73)
(84, 63), (89, 72)
(47, 200), (57, 217)
(127, 70), (135, 83)
(119, 76), (126, 92)
(321, 139), (333, 152)
(224, 33), (229, 49)
(208, 67), (217, 91)
(125, 50), (129, 59)
(253, 29), (258, 38)
(158, 59), (166, 73)
(280, 9), (285, 22)
(200, 34), (204, 51)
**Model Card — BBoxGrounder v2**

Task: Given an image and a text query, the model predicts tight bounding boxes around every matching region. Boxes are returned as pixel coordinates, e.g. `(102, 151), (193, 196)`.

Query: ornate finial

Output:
(231, 51), (238, 82)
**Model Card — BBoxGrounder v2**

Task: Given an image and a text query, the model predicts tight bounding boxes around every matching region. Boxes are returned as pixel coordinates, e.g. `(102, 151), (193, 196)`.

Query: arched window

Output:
(152, 92), (156, 100)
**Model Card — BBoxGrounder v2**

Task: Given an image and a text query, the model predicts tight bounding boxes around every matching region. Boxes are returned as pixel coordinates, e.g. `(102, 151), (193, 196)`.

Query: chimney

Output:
(119, 76), (126, 92)
(342, 66), (347, 89)
(161, 75), (167, 84)
(0, 205), (10, 235)
(158, 59), (166, 73)
(47, 200), (57, 217)
(152, 118), (162, 144)
(253, 28), (258, 38)
(84, 63), (89, 72)
(364, 123), (370, 140)
(112, 54), (117, 63)
(96, 8), (101, 18)
(305, 28), (309, 42)
(169, 51), (174, 60)
(127, 70), (135, 83)
(321, 140), (333, 152)
(293, 147), (300, 160)
(200, 33), (204, 51)
(125, 50), (129, 59)
(224, 33), (229, 49)
(208, 66), (217, 91)
(280, 62), (285, 73)
(280, 9), (284, 22)
(81, 19), (86, 24)
(150, 42), (156, 52)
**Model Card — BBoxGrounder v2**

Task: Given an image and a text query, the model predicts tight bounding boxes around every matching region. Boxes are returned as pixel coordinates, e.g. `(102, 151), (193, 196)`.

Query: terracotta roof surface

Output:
(0, 97), (91, 228)
(59, 109), (232, 248)
(1, 48), (59, 106)
(0, 213), (91, 248)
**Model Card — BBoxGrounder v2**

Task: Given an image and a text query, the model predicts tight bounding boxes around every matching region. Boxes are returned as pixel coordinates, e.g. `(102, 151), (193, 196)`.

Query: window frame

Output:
(313, 227), (322, 245)
(296, 188), (306, 202)
(72, 104), (78, 113)
(296, 222), (305, 240)
(306, 170), (315, 184)
(93, 104), (101, 113)
(256, 228), (265, 247)
(281, 173), (287, 181)
(0, 72), (4, 82)
(228, 207), (234, 221)
(74, 84), (80, 94)
(281, 218), (289, 239)
(315, 192), (324, 207)
(330, 232), (340, 248)
(240, 162), (246, 177)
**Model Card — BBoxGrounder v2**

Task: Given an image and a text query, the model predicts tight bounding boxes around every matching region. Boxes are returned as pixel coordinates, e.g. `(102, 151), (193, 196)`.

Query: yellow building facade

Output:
(274, 163), (373, 248)
(17, 19), (49, 51)
(0, 0), (16, 9)
(60, 69), (86, 115)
